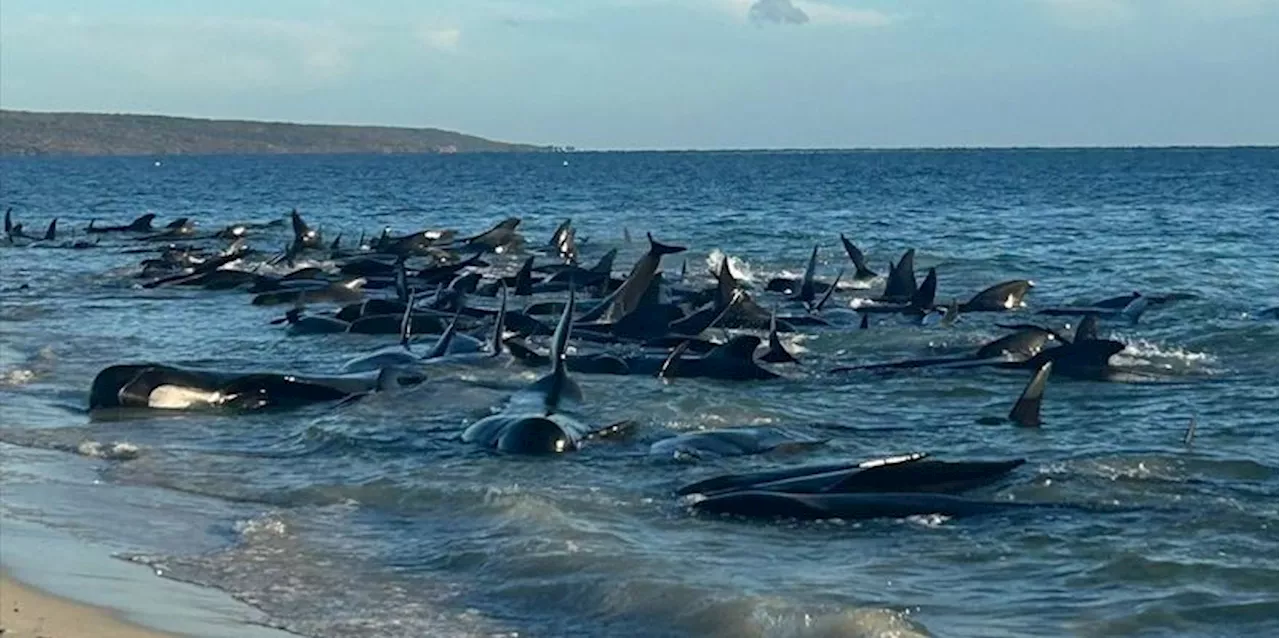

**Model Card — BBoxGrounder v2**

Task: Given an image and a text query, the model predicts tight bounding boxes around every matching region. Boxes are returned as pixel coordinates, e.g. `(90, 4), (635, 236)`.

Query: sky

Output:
(0, 0), (1276, 149)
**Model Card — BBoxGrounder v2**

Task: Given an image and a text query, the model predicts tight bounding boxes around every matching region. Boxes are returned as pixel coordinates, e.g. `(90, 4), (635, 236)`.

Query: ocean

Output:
(0, 148), (1276, 637)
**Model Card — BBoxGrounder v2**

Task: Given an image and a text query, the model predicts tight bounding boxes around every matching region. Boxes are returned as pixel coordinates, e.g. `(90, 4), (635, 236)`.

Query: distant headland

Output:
(0, 110), (556, 157)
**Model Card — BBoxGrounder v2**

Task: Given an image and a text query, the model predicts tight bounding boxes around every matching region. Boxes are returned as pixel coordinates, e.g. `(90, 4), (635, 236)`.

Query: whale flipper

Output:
(811, 269), (844, 313)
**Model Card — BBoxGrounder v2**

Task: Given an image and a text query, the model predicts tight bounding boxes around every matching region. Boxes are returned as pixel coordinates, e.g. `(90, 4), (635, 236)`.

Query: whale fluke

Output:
(840, 234), (878, 280)
(1009, 362), (1052, 427)
(646, 232), (686, 257)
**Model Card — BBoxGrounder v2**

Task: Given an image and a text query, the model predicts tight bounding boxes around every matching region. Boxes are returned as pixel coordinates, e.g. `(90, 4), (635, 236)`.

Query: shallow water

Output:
(1, 149), (1277, 637)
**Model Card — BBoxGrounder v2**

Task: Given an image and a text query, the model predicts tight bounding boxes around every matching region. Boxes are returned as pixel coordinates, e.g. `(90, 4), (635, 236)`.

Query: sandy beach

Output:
(1, 573), (173, 638)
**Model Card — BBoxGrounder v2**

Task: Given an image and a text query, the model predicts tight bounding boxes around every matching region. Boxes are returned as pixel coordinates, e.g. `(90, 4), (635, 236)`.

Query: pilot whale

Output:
(88, 363), (423, 412)
(461, 288), (631, 454)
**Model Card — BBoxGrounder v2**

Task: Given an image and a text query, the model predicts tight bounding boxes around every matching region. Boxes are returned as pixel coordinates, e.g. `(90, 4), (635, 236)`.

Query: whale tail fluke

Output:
(840, 234), (878, 280)
(646, 233), (686, 257)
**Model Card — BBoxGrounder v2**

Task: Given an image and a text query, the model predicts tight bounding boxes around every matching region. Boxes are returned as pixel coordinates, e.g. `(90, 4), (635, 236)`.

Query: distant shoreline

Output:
(0, 109), (555, 157)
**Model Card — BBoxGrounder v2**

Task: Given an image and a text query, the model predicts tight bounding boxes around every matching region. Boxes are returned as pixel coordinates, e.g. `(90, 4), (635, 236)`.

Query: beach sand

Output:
(1, 573), (173, 638)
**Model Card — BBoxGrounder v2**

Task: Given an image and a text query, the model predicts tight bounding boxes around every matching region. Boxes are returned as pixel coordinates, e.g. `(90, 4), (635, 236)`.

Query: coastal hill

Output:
(0, 110), (551, 156)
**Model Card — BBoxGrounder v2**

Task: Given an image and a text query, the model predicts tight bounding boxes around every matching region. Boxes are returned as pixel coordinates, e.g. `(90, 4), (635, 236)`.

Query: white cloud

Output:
(750, 0), (809, 25)
(417, 27), (462, 52)
(714, 0), (893, 27)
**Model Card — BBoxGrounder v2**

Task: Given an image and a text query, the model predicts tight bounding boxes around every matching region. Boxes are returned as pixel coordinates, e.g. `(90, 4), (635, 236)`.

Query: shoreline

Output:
(0, 515), (299, 638)
(1, 572), (173, 638)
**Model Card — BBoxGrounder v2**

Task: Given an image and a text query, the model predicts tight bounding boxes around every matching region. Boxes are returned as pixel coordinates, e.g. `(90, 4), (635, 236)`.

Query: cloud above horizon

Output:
(749, 0), (809, 25)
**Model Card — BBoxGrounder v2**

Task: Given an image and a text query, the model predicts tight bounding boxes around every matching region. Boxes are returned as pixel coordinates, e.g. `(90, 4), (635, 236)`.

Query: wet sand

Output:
(1, 573), (173, 638)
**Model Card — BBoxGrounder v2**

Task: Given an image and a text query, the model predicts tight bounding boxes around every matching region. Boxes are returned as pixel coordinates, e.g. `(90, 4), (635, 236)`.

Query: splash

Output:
(706, 249), (756, 283)
(1112, 338), (1216, 372)
(75, 440), (141, 460)
(233, 514), (289, 540)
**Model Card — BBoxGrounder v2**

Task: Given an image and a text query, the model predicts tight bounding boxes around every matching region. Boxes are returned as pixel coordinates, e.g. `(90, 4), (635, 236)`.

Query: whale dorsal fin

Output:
(590, 248), (618, 274)
(1074, 314), (1099, 343)
(514, 256), (535, 297)
(1119, 294), (1149, 325)
(43, 218), (57, 241)
(760, 308), (799, 364)
(529, 286), (582, 414)
(1009, 362), (1052, 427)
(912, 267), (937, 312)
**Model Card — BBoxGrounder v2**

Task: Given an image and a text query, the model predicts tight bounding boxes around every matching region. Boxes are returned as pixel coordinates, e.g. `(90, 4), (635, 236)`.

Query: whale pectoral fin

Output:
(1008, 362), (1052, 427)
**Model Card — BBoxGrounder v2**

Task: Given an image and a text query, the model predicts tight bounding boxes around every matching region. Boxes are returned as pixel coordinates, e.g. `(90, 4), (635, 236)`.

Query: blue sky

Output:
(1, 0), (1275, 149)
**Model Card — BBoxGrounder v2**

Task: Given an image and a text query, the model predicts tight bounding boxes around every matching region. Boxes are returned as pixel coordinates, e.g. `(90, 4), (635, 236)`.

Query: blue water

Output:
(1, 149), (1276, 638)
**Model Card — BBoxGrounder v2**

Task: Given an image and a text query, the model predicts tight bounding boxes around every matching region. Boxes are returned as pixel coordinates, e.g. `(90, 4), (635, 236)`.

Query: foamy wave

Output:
(0, 346), (56, 386)
(75, 440), (141, 460)
(234, 515), (289, 539)
(706, 249), (756, 283)
(751, 605), (930, 638)
(0, 369), (36, 386)
(1112, 338), (1215, 371)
